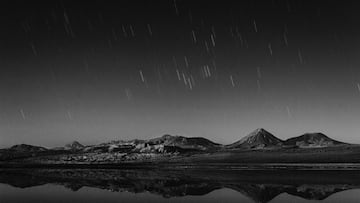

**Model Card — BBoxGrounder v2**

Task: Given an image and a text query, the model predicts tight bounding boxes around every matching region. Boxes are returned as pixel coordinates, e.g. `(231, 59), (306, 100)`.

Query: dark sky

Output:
(1, 0), (360, 147)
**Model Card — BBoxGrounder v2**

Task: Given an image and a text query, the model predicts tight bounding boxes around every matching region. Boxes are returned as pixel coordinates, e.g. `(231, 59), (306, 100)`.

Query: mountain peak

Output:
(227, 128), (283, 149)
(255, 128), (266, 132)
(284, 133), (345, 147)
(252, 128), (270, 136)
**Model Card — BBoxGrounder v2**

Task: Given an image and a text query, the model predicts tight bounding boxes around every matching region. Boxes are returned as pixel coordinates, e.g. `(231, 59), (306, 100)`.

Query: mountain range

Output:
(0, 128), (358, 165)
(2, 128), (349, 152)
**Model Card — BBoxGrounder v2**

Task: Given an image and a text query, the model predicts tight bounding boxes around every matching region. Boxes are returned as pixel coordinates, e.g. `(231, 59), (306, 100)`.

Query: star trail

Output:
(0, 0), (360, 147)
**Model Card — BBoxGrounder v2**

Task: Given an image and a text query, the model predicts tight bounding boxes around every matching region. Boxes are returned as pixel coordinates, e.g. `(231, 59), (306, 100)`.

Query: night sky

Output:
(1, 0), (360, 147)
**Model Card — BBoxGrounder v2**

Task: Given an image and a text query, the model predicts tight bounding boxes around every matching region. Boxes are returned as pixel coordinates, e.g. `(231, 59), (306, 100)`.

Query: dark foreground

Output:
(1, 168), (360, 203)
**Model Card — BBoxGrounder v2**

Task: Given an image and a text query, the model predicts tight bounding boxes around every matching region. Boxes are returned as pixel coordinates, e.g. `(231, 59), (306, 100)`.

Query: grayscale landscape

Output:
(1, 0), (360, 202)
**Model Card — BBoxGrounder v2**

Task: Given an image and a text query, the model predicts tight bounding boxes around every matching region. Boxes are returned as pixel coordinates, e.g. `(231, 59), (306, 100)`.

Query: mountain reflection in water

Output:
(1, 169), (360, 203)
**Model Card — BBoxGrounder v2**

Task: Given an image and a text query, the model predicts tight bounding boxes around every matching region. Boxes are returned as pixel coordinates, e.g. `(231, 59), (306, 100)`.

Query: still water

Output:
(0, 169), (359, 203)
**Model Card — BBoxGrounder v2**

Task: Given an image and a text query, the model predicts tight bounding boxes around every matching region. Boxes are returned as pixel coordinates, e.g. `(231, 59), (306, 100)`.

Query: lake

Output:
(0, 168), (359, 203)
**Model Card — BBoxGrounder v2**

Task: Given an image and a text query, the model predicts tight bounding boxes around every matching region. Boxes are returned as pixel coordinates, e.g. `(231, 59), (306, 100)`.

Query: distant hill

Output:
(0, 144), (48, 161)
(147, 134), (221, 151)
(227, 128), (283, 149)
(284, 133), (345, 147)
(10, 144), (48, 153)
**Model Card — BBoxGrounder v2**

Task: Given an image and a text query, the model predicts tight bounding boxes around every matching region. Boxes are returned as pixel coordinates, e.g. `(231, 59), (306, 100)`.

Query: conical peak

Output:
(251, 128), (271, 136)
(227, 128), (283, 149)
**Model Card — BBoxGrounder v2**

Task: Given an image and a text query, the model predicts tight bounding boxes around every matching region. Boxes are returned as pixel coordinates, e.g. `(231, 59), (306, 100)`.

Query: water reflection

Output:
(0, 169), (359, 203)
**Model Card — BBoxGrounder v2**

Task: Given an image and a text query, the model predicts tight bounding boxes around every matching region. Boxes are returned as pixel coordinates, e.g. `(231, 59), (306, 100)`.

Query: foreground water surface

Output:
(0, 168), (360, 203)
